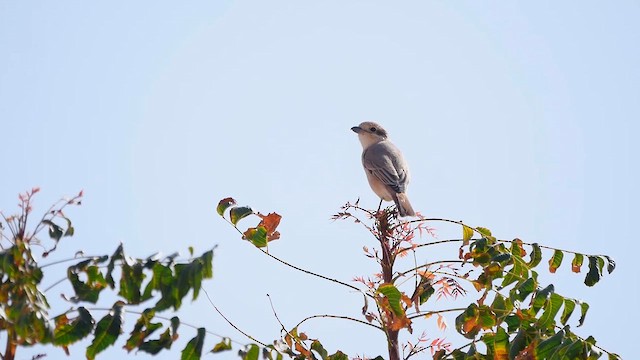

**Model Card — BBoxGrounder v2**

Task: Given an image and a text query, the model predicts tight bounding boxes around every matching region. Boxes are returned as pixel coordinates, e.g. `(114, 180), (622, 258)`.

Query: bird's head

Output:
(351, 121), (388, 149)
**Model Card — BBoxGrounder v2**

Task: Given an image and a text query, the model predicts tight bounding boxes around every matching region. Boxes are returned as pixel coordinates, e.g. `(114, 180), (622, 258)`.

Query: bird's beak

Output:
(351, 126), (362, 133)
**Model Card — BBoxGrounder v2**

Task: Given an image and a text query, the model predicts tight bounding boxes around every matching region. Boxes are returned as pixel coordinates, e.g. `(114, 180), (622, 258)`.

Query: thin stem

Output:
(397, 238), (465, 256)
(407, 308), (466, 320)
(43, 278), (67, 293)
(259, 248), (370, 298)
(294, 314), (382, 331)
(222, 211), (373, 305)
(444, 341), (474, 356)
(201, 287), (269, 347)
(394, 218), (468, 232)
(266, 294), (306, 350)
(40, 255), (97, 269)
(392, 260), (466, 282)
(0, 212), (17, 240)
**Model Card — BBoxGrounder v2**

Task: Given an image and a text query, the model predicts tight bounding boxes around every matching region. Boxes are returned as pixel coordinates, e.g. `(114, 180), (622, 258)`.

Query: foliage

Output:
(218, 197), (620, 360)
(0, 189), (620, 360)
(0, 189), (214, 360)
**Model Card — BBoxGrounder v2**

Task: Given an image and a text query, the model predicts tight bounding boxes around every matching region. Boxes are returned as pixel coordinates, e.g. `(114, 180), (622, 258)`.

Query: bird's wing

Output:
(362, 142), (408, 193)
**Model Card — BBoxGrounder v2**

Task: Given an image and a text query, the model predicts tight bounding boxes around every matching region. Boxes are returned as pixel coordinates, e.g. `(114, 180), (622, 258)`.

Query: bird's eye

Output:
(370, 127), (377, 132)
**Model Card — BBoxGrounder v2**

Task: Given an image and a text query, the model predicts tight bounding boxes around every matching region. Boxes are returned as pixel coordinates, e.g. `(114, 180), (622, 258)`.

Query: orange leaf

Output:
(436, 314), (447, 331)
(389, 315), (413, 331)
(401, 294), (413, 308)
(514, 238), (526, 256)
(256, 212), (282, 241)
(294, 342), (310, 357)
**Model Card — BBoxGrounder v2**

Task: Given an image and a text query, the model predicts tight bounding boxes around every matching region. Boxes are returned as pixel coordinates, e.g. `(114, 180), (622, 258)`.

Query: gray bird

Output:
(351, 121), (416, 217)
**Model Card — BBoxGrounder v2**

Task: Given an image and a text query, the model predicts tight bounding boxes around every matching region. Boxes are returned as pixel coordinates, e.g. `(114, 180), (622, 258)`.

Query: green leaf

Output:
(86, 302), (124, 360)
(532, 284), (554, 313)
(509, 329), (527, 360)
(578, 301), (589, 327)
(105, 244), (125, 288)
(327, 351), (349, 360)
(241, 344), (260, 360)
(462, 225), (474, 245)
(377, 283), (404, 317)
(418, 280), (435, 305)
(537, 328), (565, 358)
(560, 298), (576, 325)
(455, 304), (483, 339)
(597, 256), (606, 275)
(243, 226), (268, 248)
(548, 249), (564, 273)
(146, 263), (174, 310)
(181, 327), (206, 360)
(311, 340), (329, 359)
(491, 294), (513, 321)
(557, 339), (586, 359)
(211, 337), (233, 353)
(476, 227), (492, 237)
(501, 258), (523, 288)
(537, 292), (563, 329)
(42, 219), (64, 241)
(512, 277), (536, 302)
(138, 317), (178, 355)
(229, 206), (253, 225)
(604, 255), (616, 274)
(124, 309), (162, 352)
(139, 327), (174, 354)
(527, 243), (542, 267)
(217, 197), (237, 216)
(572, 253), (584, 273)
(584, 256), (601, 287)
(492, 326), (509, 359)
(492, 253), (511, 263)
(119, 262), (144, 304)
(53, 307), (95, 346)
(62, 216), (75, 237)
(200, 250), (214, 279)
(67, 264), (108, 303)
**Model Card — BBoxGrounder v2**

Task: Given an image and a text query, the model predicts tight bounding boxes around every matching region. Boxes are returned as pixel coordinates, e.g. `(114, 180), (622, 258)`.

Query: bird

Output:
(351, 121), (416, 217)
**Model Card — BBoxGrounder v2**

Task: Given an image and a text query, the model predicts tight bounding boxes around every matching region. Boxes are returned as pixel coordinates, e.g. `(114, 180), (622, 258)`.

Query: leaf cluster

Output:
(0, 190), (216, 360)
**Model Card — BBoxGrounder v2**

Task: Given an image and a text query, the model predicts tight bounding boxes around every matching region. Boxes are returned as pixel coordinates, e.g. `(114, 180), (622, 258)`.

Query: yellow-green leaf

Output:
(229, 206), (253, 225)
(216, 198), (236, 216)
(243, 226), (268, 248)
(548, 250), (563, 273)
(527, 243), (542, 267)
(571, 253), (584, 273)
(211, 337), (232, 353)
(377, 283), (404, 317)
(462, 225), (474, 245)
(560, 298), (576, 325)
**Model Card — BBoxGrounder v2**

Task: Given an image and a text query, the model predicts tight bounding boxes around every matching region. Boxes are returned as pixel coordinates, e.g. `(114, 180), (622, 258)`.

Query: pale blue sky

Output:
(1, 1), (638, 359)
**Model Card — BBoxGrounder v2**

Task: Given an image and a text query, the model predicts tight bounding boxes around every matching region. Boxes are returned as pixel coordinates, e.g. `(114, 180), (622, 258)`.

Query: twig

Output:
(293, 314), (382, 331)
(406, 308), (466, 320)
(392, 260), (466, 282)
(202, 287), (269, 347)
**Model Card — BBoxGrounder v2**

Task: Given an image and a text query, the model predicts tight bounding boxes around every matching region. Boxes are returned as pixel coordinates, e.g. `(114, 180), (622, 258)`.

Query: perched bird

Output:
(351, 121), (416, 217)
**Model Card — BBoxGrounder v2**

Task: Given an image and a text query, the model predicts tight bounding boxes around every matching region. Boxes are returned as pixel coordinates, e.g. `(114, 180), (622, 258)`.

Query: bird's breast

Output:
(366, 171), (394, 201)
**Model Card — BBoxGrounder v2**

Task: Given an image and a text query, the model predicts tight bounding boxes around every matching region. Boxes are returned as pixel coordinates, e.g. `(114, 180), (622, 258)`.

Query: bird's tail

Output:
(393, 192), (416, 217)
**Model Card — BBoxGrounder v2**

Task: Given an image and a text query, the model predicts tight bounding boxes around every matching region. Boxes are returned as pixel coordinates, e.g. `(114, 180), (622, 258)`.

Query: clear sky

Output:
(1, 1), (638, 359)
